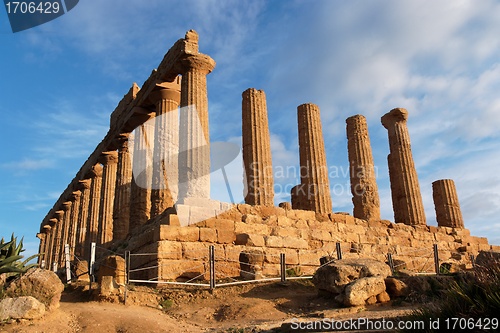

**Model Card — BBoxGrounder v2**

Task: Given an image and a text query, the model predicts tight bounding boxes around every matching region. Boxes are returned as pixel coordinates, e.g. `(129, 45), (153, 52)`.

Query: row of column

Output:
(39, 52), (216, 268)
(241, 93), (464, 229)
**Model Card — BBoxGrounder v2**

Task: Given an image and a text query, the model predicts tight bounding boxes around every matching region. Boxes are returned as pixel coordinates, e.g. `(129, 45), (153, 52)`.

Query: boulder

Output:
(385, 277), (409, 297)
(97, 255), (126, 285)
(313, 258), (391, 294)
(0, 296), (45, 320)
(475, 250), (500, 267)
(376, 291), (391, 303)
(6, 268), (64, 310)
(344, 276), (386, 306)
(72, 260), (90, 281)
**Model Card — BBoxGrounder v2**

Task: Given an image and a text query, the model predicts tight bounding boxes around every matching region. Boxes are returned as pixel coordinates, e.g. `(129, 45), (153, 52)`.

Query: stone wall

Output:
(125, 204), (495, 282)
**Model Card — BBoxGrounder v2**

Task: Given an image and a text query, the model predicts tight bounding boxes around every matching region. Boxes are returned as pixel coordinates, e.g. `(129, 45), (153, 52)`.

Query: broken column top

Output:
(381, 108), (408, 128)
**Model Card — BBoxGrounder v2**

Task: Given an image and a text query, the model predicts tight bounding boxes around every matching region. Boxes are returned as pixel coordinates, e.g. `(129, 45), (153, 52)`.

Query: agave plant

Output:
(0, 233), (38, 276)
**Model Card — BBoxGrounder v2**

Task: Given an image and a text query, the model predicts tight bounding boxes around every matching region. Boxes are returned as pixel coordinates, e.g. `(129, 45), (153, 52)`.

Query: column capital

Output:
(99, 151), (119, 165)
(49, 218), (58, 226)
(42, 224), (52, 232)
(346, 114), (367, 127)
(70, 191), (81, 201)
(77, 179), (92, 190)
(181, 54), (216, 75)
(297, 103), (320, 115)
(62, 201), (72, 211)
(149, 78), (181, 105)
(114, 133), (130, 151)
(36, 233), (44, 240)
(54, 210), (64, 220)
(381, 108), (408, 129)
(86, 164), (103, 178)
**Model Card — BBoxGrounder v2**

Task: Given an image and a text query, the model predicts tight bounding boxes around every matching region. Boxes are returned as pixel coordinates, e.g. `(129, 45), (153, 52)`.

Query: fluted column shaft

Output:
(40, 226), (51, 266)
(346, 115), (380, 221)
(178, 54), (216, 201)
(47, 218), (57, 268)
(130, 122), (154, 230)
(297, 103), (332, 214)
(36, 232), (45, 265)
(382, 108), (426, 225)
(432, 179), (464, 228)
(242, 88), (275, 206)
(150, 80), (181, 216)
(67, 191), (81, 260)
(60, 201), (72, 266)
(52, 210), (64, 268)
(113, 135), (132, 241)
(98, 151), (118, 245)
(76, 179), (91, 258)
(86, 164), (103, 252)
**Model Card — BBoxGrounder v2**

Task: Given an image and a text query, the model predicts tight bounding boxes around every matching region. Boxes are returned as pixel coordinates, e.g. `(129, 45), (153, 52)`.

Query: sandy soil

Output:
(0, 281), (417, 333)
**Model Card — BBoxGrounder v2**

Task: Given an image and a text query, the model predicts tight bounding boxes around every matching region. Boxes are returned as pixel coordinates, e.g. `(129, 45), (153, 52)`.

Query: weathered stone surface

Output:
(0, 296), (45, 320)
(99, 151), (119, 244)
(432, 179), (464, 228)
(475, 250), (500, 267)
(113, 134), (132, 241)
(72, 259), (90, 281)
(6, 268), (64, 310)
(376, 291), (391, 303)
(344, 276), (386, 306)
(384, 277), (409, 297)
(242, 88), (274, 206)
(295, 103), (332, 213)
(382, 108), (426, 226)
(239, 250), (264, 280)
(346, 115), (380, 221)
(312, 259), (391, 294)
(97, 255), (126, 285)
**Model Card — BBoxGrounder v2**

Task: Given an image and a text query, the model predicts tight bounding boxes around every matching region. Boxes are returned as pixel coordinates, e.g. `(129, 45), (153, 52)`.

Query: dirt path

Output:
(1, 281), (417, 333)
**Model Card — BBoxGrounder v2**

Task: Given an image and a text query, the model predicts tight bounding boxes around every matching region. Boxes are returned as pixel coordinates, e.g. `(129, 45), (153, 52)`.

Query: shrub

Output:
(0, 234), (38, 277)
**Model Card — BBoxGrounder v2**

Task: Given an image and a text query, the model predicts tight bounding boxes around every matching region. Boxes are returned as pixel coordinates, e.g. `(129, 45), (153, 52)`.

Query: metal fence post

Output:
(41, 260), (46, 270)
(433, 244), (439, 274)
(387, 253), (395, 275)
(64, 244), (71, 284)
(52, 262), (57, 272)
(125, 250), (130, 285)
(209, 245), (215, 290)
(89, 242), (96, 282)
(280, 253), (286, 283)
(336, 242), (342, 260)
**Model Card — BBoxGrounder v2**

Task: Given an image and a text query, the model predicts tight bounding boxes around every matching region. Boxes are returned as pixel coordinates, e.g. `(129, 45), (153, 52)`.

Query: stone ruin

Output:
(37, 30), (499, 282)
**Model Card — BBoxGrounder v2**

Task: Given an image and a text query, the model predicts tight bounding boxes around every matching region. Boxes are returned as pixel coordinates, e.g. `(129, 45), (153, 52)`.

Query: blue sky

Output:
(1, 0), (500, 258)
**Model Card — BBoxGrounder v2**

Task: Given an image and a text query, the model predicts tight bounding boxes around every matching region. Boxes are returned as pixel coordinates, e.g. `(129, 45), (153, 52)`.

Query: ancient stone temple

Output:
(37, 30), (496, 281)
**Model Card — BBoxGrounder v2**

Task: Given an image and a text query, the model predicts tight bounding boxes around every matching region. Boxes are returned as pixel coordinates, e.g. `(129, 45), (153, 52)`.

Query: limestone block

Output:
(265, 235), (284, 248)
(262, 215), (279, 226)
(308, 240), (323, 250)
(299, 251), (325, 266)
(254, 205), (286, 217)
(199, 227), (217, 242)
(388, 236), (411, 247)
(157, 241), (183, 260)
(216, 207), (243, 221)
(279, 202), (292, 210)
(97, 255), (126, 286)
(329, 213), (347, 224)
(263, 248), (298, 265)
(286, 209), (316, 220)
(270, 226), (300, 238)
(158, 259), (206, 280)
(239, 250), (264, 280)
(224, 245), (247, 262)
(159, 225), (200, 242)
(344, 276), (386, 306)
(311, 230), (332, 241)
(234, 233), (265, 247)
(277, 216), (294, 227)
(241, 214), (262, 224)
(295, 219), (309, 229)
(283, 237), (309, 249)
(234, 221), (269, 235)
(217, 229), (236, 244)
(0, 297), (45, 320)
(181, 242), (209, 260)
(262, 264), (280, 276)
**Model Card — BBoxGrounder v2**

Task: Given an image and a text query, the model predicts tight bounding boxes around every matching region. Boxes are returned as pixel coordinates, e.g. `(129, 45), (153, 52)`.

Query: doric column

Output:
(75, 179), (91, 257)
(296, 103), (332, 214)
(381, 108), (426, 225)
(47, 218), (57, 268)
(346, 115), (380, 221)
(98, 151), (118, 245)
(178, 50), (216, 202)
(36, 232), (46, 266)
(113, 134), (132, 241)
(52, 210), (64, 268)
(67, 191), (81, 259)
(129, 122), (154, 230)
(150, 79), (181, 216)
(86, 164), (103, 249)
(242, 88), (274, 206)
(432, 179), (464, 228)
(60, 201), (72, 266)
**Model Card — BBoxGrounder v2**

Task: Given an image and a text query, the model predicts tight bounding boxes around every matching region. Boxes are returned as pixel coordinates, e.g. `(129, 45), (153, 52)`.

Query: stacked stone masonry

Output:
(37, 30), (495, 280)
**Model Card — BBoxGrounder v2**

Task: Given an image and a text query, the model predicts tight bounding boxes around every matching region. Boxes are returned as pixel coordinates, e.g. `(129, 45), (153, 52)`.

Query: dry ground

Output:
(1, 280), (417, 333)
